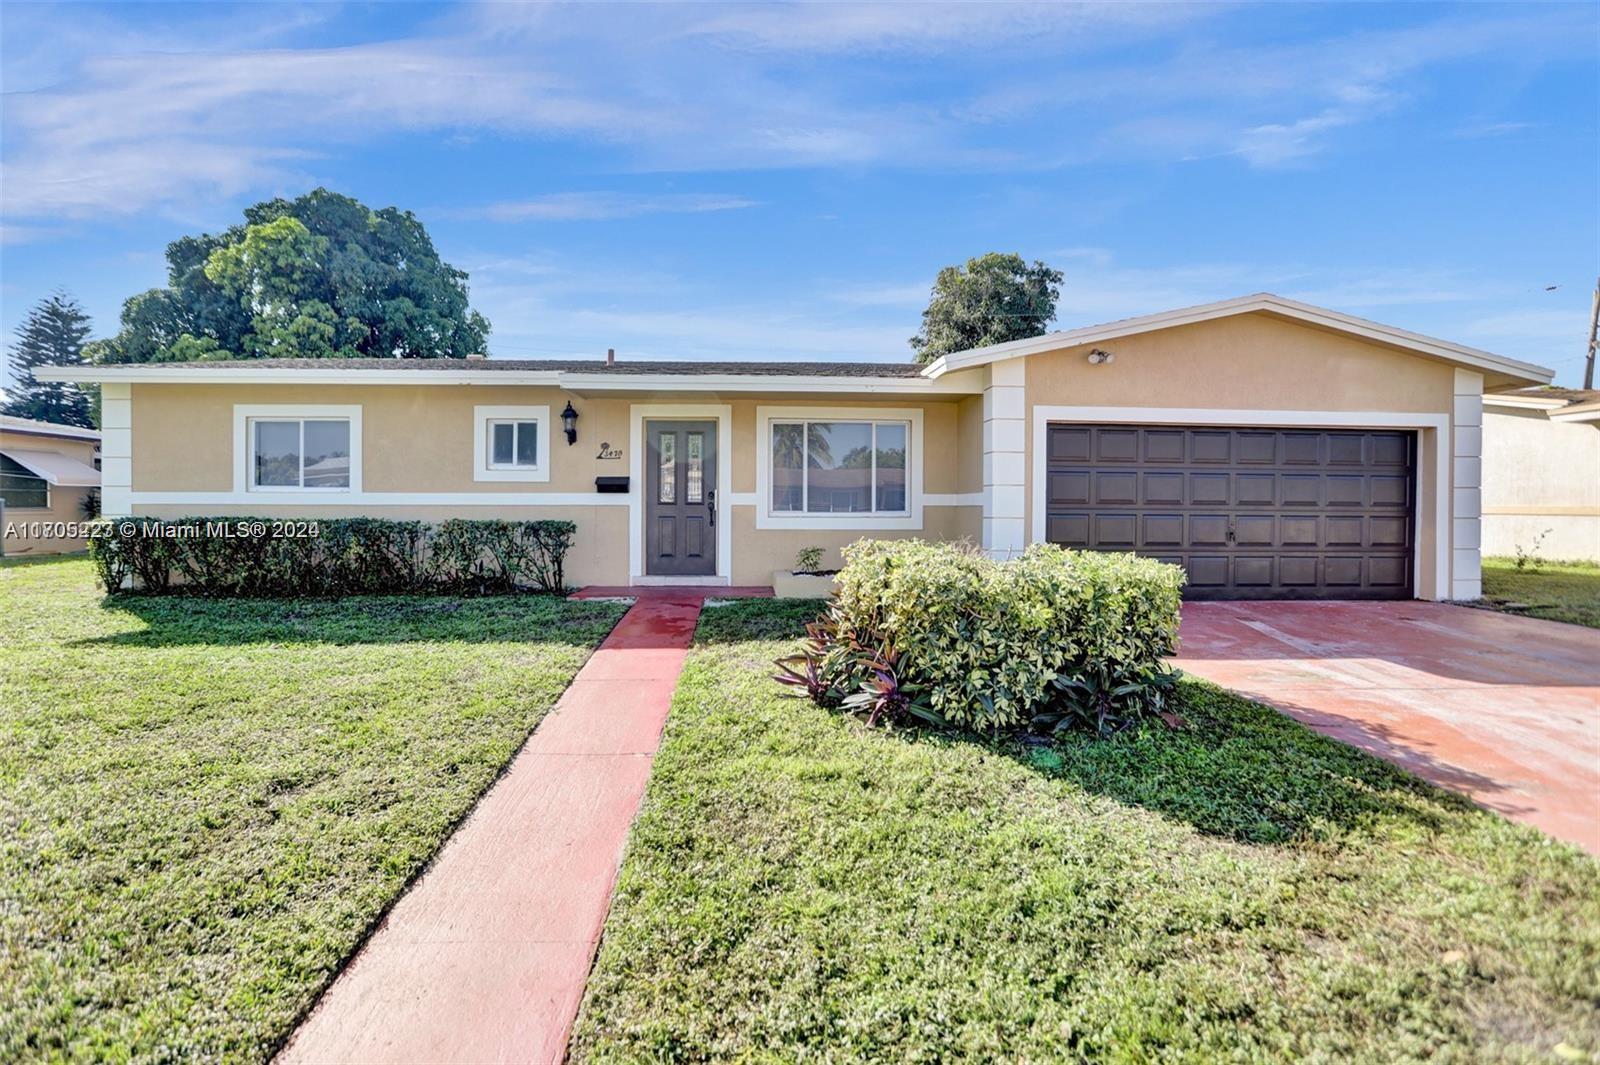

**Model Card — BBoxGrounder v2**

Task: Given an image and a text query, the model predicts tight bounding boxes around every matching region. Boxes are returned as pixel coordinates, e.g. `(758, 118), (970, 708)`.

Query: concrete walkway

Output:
(277, 593), (708, 1065)
(1174, 601), (1600, 854)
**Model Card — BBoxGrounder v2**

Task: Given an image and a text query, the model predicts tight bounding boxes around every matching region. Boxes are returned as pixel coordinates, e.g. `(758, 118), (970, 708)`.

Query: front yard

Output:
(571, 600), (1600, 1062)
(1481, 557), (1600, 629)
(0, 556), (624, 1061)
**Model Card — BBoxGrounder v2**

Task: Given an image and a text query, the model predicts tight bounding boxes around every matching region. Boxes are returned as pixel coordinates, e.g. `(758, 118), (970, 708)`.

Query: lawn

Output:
(1481, 557), (1600, 629)
(571, 600), (1600, 1062)
(0, 556), (625, 1062)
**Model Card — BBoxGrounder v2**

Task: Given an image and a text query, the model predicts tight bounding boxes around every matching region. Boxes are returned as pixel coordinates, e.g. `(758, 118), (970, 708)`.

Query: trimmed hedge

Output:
(87, 517), (576, 597)
(828, 540), (1184, 731)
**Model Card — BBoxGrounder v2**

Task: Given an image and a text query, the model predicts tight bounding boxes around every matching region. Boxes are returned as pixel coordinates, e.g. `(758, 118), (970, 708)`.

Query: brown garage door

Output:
(1044, 424), (1415, 600)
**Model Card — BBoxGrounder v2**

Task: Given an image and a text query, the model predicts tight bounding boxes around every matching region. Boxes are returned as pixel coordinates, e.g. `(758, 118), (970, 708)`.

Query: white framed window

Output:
(233, 405), (362, 494)
(473, 405), (550, 482)
(755, 406), (924, 530)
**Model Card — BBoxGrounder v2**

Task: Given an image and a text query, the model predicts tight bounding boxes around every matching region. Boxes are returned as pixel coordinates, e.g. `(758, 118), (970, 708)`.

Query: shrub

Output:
(815, 540), (1184, 733)
(86, 517), (575, 597)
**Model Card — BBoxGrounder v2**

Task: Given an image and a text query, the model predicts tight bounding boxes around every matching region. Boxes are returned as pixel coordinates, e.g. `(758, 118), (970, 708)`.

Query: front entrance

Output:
(645, 421), (718, 577)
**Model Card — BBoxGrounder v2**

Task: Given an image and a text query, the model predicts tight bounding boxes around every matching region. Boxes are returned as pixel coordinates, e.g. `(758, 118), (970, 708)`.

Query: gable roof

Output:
(920, 292), (1554, 385)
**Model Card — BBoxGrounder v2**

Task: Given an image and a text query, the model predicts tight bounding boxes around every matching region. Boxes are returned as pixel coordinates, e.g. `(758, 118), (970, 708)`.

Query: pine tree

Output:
(2, 292), (95, 428)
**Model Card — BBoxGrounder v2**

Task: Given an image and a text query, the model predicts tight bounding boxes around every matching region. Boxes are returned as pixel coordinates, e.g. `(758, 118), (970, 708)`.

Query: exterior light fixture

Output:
(561, 400), (579, 445)
(1086, 348), (1115, 365)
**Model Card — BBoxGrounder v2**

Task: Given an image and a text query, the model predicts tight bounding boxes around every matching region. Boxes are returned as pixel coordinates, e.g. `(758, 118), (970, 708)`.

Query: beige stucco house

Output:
(1481, 387), (1600, 562)
(42, 294), (1556, 600)
(0, 415), (102, 555)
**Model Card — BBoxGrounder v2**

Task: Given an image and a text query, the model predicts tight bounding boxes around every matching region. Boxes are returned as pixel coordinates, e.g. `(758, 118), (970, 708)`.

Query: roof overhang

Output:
(1549, 400), (1600, 424)
(922, 293), (1554, 386)
(0, 448), (101, 486)
(1483, 393), (1569, 411)
(36, 365), (983, 396)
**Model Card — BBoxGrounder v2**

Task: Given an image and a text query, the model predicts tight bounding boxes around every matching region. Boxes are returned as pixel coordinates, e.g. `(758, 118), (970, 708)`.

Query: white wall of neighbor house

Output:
(1451, 369), (1484, 600)
(1481, 404), (1600, 562)
(981, 358), (1026, 558)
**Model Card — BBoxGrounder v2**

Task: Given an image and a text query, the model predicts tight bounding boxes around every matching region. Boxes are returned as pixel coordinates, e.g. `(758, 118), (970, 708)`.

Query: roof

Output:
(0, 414), (101, 441)
(137, 357), (926, 378)
(0, 447), (101, 486)
(1485, 385), (1600, 423)
(920, 292), (1554, 385)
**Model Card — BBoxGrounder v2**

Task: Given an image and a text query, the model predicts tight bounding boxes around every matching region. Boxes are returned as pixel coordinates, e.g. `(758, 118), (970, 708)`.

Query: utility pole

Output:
(1586, 276), (1598, 390)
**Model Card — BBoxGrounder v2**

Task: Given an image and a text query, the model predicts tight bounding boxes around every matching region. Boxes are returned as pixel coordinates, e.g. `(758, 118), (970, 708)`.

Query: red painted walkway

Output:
(1174, 601), (1600, 854)
(277, 594), (706, 1065)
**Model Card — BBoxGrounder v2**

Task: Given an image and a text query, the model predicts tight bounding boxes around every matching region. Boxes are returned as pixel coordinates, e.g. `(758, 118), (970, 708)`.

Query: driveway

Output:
(1173, 601), (1600, 854)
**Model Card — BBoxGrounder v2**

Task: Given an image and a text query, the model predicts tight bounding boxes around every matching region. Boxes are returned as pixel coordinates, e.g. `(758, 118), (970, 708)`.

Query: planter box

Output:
(771, 570), (838, 599)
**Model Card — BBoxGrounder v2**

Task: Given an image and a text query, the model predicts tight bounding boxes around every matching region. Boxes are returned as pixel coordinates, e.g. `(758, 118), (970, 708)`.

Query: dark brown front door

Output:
(1044, 424), (1416, 600)
(646, 421), (717, 577)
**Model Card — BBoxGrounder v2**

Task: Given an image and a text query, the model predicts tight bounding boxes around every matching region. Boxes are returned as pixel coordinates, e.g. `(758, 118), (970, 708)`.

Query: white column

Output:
(1451, 369), (1483, 600)
(99, 382), (133, 517)
(981, 358), (1026, 558)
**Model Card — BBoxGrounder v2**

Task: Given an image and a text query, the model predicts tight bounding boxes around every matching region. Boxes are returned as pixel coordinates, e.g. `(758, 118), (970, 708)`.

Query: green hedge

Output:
(87, 517), (576, 597)
(828, 540), (1184, 731)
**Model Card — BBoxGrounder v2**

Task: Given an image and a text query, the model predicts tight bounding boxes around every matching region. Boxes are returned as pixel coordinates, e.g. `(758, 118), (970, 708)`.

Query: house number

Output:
(595, 442), (623, 460)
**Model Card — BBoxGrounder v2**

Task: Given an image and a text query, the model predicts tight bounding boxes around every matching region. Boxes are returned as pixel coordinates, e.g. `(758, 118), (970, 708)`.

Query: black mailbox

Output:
(595, 476), (630, 494)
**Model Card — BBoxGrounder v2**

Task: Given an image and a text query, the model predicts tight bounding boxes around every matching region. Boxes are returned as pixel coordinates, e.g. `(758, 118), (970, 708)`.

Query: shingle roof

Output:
(0, 414), (101, 440)
(165, 358), (927, 378)
(1502, 385), (1600, 407)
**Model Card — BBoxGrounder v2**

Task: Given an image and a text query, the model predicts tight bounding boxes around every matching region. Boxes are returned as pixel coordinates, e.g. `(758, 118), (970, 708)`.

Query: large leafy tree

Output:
(3, 292), (95, 428)
(909, 252), (1063, 364)
(90, 189), (490, 362)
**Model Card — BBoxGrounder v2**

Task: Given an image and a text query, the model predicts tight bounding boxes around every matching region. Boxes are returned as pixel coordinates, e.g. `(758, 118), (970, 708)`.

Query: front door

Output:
(646, 421), (717, 577)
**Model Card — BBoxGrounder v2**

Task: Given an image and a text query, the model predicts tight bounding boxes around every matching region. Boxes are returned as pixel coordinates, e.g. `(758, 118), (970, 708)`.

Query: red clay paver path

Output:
(1173, 601), (1600, 855)
(277, 592), (715, 1065)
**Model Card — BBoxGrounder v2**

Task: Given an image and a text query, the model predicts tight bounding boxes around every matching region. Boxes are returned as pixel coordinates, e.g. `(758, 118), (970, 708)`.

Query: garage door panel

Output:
(1046, 423), (1414, 600)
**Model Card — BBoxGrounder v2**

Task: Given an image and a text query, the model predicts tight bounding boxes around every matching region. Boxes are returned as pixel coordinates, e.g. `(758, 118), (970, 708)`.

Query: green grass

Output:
(571, 601), (1600, 1063)
(0, 556), (625, 1062)
(1481, 557), (1600, 629)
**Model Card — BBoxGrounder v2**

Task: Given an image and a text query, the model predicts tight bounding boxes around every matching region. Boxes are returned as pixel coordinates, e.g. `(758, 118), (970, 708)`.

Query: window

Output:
(473, 406), (550, 482)
(487, 420), (539, 469)
(771, 419), (910, 515)
(250, 418), (351, 490)
(0, 455), (49, 509)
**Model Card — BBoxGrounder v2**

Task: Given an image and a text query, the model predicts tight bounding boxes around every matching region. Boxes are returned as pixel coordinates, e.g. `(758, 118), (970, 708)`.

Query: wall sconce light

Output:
(1086, 348), (1115, 365)
(561, 400), (579, 445)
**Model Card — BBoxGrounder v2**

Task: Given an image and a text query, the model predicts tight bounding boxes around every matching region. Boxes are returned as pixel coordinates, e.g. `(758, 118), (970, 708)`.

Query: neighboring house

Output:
(1481, 386), (1600, 562)
(42, 294), (1556, 600)
(0, 415), (102, 555)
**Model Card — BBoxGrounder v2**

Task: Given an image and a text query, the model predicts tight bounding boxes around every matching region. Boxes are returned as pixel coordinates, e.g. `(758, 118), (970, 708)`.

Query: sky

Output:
(1, 1), (1597, 384)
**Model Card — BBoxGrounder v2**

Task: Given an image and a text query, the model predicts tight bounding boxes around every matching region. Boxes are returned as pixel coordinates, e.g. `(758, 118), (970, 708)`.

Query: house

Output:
(1481, 386), (1600, 562)
(0, 415), (102, 555)
(40, 294), (1556, 600)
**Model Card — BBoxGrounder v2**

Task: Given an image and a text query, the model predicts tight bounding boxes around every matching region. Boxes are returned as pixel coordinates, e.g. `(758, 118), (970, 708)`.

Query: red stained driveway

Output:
(1173, 601), (1600, 854)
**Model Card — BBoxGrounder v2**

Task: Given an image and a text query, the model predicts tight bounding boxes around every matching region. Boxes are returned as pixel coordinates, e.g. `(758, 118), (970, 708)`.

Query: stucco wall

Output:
(125, 382), (978, 586)
(1482, 405), (1600, 562)
(1020, 312), (1462, 599)
(0, 429), (99, 556)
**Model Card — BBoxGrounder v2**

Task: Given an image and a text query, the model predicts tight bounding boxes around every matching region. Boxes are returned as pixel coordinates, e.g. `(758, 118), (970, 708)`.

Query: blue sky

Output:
(2, 1), (1596, 383)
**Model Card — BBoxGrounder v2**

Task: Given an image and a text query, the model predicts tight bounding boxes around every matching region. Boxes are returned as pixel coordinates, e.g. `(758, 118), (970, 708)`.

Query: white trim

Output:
(1549, 402), (1600, 424)
(233, 404), (362, 495)
(629, 403), (732, 584)
(927, 292), (1553, 384)
(726, 491), (759, 507)
(926, 492), (983, 507)
(100, 383), (132, 517)
(472, 405), (550, 482)
(753, 405), (924, 531)
(1029, 405), (1453, 601)
(1482, 393), (1568, 411)
(128, 491), (628, 507)
(36, 365), (984, 395)
(0, 415), (101, 441)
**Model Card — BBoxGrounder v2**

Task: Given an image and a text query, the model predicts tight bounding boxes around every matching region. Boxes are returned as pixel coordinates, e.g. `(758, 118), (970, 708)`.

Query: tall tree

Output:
(909, 252), (1063, 364)
(3, 292), (95, 428)
(90, 188), (490, 362)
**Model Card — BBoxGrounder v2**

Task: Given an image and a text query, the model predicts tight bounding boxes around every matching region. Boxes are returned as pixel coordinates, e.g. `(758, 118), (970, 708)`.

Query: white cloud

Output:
(454, 193), (758, 223)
